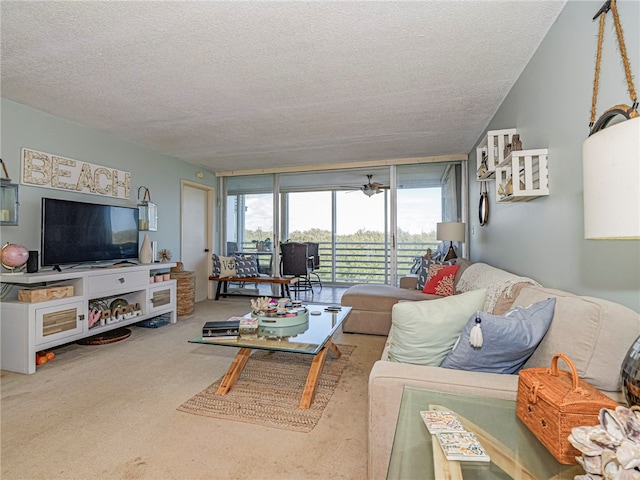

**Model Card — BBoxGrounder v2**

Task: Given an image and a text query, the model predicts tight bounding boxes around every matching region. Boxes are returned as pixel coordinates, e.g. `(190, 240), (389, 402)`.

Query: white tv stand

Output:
(1, 263), (177, 374)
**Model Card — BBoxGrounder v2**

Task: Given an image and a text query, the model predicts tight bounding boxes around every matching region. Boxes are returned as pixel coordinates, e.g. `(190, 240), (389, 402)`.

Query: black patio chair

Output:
(280, 242), (313, 299)
(304, 242), (322, 290)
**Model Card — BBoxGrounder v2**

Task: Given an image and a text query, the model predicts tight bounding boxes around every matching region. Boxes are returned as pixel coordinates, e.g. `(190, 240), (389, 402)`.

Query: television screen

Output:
(41, 198), (139, 267)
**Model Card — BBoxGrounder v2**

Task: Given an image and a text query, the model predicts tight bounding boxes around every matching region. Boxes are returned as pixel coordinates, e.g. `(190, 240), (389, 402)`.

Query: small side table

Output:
(387, 386), (581, 480)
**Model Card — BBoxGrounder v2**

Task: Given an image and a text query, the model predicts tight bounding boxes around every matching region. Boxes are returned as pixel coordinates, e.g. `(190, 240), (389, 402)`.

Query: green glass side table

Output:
(387, 386), (583, 479)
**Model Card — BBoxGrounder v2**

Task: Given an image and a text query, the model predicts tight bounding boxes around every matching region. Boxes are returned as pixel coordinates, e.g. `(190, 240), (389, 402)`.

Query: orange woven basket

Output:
(516, 353), (619, 464)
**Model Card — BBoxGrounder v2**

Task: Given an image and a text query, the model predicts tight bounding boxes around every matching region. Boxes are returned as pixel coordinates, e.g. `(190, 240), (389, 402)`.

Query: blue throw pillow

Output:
(233, 254), (259, 278)
(440, 297), (556, 374)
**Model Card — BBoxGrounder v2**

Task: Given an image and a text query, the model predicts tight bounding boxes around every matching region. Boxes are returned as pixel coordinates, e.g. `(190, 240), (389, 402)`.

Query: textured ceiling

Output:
(1, 1), (566, 174)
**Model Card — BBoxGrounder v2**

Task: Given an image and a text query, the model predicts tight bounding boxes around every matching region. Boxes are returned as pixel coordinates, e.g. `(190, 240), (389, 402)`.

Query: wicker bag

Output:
(516, 353), (619, 464)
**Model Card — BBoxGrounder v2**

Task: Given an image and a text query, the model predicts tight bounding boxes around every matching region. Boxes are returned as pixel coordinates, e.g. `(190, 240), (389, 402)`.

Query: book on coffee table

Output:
(238, 316), (258, 332)
(202, 320), (240, 337)
(202, 335), (239, 341)
(435, 431), (490, 462)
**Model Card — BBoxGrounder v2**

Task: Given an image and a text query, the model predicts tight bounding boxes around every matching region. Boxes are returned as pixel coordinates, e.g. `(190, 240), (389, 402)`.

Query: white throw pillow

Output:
(388, 289), (487, 366)
(219, 255), (237, 277)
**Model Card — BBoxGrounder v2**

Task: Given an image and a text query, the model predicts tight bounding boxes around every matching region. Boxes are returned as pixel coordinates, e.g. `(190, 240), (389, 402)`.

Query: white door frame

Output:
(180, 180), (215, 300)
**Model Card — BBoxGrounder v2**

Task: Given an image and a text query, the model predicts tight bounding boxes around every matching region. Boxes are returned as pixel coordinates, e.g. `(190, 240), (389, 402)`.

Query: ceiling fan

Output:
(358, 174), (390, 197)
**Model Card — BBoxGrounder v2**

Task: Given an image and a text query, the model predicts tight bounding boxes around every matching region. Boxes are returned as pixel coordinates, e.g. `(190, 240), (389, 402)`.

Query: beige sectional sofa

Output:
(340, 261), (640, 480)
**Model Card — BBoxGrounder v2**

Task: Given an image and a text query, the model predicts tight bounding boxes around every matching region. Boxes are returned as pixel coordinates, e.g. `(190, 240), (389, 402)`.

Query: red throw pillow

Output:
(422, 263), (460, 296)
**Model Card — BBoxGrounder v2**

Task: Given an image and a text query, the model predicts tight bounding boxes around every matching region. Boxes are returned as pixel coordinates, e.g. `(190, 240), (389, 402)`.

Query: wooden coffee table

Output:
(189, 305), (351, 408)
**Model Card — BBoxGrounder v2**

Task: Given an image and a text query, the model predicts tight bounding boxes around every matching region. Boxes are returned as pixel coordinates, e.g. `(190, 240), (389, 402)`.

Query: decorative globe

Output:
(621, 335), (640, 406)
(0, 243), (29, 270)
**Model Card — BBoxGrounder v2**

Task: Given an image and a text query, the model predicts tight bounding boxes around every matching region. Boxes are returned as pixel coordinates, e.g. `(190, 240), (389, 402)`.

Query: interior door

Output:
(181, 180), (214, 302)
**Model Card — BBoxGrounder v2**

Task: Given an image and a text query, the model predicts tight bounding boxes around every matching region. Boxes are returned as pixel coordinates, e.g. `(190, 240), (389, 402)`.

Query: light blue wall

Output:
(0, 99), (217, 263)
(468, 0), (640, 312)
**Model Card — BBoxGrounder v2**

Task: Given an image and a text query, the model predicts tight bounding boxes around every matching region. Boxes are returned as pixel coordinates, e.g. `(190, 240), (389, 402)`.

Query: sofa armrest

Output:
(367, 360), (518, 480)
(398, 275), (418, 290)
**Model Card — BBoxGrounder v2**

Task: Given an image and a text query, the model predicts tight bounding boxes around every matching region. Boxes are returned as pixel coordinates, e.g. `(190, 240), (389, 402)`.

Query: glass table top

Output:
(387, 386), (582, 480)
(189, 304), (351, 355)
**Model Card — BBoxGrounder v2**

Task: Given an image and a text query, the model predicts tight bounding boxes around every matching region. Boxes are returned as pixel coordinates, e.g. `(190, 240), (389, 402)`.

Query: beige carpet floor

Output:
(1, 297), (386, 480)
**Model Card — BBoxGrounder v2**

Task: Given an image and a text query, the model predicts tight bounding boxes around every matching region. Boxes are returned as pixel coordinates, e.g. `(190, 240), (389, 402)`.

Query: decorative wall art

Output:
(21, 148), (131, 199)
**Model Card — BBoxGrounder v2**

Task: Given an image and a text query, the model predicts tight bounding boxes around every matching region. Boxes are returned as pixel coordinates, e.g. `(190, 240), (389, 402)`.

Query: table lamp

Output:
(436, 222), (465, 261)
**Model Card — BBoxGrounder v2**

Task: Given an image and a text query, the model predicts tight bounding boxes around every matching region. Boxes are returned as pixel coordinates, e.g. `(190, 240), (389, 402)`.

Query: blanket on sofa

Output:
(456, 263), (540, 313)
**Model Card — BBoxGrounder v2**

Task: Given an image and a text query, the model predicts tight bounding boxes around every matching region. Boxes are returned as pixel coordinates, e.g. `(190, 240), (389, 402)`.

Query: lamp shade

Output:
(436, 222), (465, 242)
(583, 117), (640, 239)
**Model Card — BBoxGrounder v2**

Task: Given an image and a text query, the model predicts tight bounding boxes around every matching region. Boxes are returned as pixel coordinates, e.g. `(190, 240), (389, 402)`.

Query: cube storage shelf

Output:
(495, 149), (549, 202)
(0, 263), (177, 374)
(476, 128), (549, 203)
(476, 128), (518, 180)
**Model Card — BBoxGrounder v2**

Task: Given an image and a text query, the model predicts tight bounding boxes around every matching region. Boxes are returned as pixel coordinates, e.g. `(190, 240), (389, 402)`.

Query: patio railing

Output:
(239, 241), (439, 285)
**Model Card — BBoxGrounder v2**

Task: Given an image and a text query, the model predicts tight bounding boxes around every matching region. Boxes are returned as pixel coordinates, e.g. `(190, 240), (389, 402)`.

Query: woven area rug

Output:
(177, 344), (355, 433)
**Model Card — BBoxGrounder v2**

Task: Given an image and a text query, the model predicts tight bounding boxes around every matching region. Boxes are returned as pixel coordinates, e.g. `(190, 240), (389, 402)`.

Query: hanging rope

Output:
(590, 9), (606, 127)
(589, 0), (638, 133)
(611, 0), (637, 106)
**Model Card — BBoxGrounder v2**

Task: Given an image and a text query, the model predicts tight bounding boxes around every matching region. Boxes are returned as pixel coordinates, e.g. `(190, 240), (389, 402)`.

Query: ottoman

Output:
(340, 284), (438, 335)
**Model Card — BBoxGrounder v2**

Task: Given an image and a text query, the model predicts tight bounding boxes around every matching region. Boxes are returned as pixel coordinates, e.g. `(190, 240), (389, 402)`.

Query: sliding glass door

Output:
(394, 163), (464, 282)
(220, 161), (466, 286)
(335, 189), (388, 283)
(225, 174), (275, 275)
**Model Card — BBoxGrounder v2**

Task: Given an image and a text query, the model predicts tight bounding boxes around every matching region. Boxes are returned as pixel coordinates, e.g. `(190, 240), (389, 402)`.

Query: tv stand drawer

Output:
(87, 271), (148, 295)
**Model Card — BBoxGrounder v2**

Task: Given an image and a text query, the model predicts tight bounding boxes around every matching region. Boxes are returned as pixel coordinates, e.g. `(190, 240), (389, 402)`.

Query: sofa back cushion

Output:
(388, 289), (487, 366)
(515, 286), (640, 392)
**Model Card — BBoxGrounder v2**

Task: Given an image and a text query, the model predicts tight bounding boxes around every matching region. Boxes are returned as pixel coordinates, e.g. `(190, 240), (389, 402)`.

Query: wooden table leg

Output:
(216, 348), (252, 396)
(299, 341), (342, 409)
(326, 340), (341, 359)
(432, 437), (463, 479)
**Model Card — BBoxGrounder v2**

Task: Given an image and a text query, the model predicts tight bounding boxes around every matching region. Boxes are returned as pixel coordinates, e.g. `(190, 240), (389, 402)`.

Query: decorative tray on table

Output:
(253, 307), (309, 328)
(258, 319), (309, 339)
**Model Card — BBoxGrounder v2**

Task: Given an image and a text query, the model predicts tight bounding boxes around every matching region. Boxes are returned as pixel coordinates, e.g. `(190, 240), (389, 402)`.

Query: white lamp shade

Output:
(583, 116), (640, 239)
(436, 222), (466, 241)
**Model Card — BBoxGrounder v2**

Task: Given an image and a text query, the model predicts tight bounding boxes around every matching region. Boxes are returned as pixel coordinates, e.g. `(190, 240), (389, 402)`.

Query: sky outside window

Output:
(246, 188), (441, 235)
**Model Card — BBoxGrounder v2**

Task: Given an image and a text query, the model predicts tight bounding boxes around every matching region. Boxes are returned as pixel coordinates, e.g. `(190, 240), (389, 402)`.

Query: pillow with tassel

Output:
(440, 298), (556, 374)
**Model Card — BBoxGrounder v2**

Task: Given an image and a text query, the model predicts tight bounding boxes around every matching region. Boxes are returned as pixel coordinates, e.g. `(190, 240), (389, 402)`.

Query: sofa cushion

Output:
(440, 298), (556, 374)
(342, 284), (441, 312)
(423, 264), (460, 296)
(515, 286), (640, 392)
(492, 282), (530, 315)
(388, 289), (487, 366)
(456, 263), (540, 314)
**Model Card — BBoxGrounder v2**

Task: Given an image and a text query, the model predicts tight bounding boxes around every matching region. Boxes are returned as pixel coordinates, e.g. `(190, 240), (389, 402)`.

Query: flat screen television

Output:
(41, 197), (139, 267)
